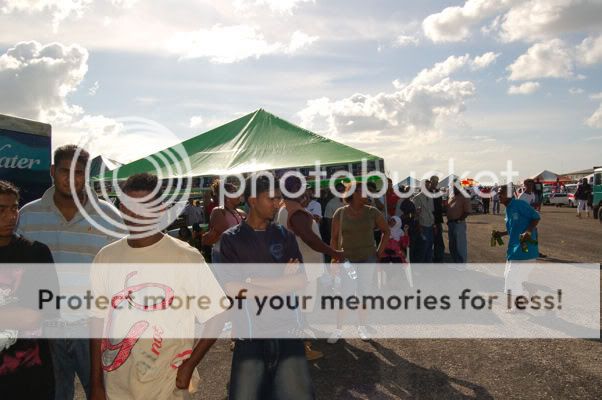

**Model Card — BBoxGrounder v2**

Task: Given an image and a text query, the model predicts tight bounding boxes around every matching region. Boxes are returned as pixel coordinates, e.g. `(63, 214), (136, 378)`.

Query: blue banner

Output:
(0, 128), (51, 205)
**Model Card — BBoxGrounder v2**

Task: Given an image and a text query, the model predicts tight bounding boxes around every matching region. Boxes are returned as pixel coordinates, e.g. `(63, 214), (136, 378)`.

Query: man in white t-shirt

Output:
(305, 188), (322, 222)
(90, 173), (226, 400)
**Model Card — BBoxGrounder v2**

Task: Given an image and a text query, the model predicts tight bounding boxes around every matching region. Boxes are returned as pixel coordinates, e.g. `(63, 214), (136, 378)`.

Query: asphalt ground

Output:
(77, 206), (602, 399)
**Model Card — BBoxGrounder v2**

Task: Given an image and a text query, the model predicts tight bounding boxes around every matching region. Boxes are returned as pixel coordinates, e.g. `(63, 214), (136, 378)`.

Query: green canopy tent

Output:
(94, 109), (383, 182)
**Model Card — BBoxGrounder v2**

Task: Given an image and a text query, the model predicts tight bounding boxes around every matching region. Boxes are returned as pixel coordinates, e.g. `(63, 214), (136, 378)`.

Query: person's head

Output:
(211, 179), (241, 208)
(343, 182), (368, 206)
(119, 173), (163, 231)
(429, 176), (439, 192)
(582, 177), (588, 185)
(0, 180), (19, 239)
(498, 184), (513, 205)
(523, 179), (534, 192)
(51, 145), (90, 198)
(387, 178), (393, 190)
(282, 175), (304, 203)
(244, 174), (281, 221)
(422, 179), (431, 192)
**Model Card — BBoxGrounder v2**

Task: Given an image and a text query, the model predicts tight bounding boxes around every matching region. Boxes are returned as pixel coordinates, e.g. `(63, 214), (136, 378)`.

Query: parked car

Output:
(549, 192), (571, 207)
(593, 166), (602, 219)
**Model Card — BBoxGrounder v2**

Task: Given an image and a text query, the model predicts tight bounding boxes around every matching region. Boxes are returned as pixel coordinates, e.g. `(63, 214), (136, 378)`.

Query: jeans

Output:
(493, 199), (500, 214)
(229, 339), (315, 400)
(447, 221), (468, 263)
(433, 223), (445, 263)
(49, 337), (91, 400)
(419, 225), (434, 263)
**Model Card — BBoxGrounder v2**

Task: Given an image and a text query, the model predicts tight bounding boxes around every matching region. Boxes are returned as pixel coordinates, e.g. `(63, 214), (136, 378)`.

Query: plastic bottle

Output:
(343, 260), (358, 280)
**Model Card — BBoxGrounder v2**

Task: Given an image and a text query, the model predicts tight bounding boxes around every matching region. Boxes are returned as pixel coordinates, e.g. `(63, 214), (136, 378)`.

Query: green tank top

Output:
(334, 205), (381, 262)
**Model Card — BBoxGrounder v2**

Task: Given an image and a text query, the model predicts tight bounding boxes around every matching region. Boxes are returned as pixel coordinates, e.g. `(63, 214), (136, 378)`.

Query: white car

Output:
(549, 192), (571, 207)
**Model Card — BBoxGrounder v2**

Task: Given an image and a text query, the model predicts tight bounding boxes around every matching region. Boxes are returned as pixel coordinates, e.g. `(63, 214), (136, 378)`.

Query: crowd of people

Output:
(0, 143), (566, 399)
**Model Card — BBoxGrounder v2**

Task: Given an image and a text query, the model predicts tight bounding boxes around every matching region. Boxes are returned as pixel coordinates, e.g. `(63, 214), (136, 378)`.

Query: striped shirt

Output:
(17, 186), (124, 320)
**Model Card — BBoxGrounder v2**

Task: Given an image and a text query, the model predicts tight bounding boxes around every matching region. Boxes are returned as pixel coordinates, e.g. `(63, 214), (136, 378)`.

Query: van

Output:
(593, 166), (602, 219)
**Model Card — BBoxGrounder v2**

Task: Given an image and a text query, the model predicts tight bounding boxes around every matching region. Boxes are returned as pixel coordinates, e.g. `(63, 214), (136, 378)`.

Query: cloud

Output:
(586, 104), (602, 128)
(508, 81), (541, 95)
(233, 0), (314, 14)
(394, 35), (419, 47)
(507, 39), (574, 80)
(0, 41), (88, 121)
(189, 115), (204, 128)
(569, 87), (584, 95)
(499, 0), (602, 43)
(422, 0), (512, 43)
(297, 54), (478, 142)
(576, 34), (602, 66)
(0, 0), (93, 30)
(470, 51), (500, 70)
(590, 92), (602, 100)
(166, 24), (317, 63)
(88, 80), (99, 95)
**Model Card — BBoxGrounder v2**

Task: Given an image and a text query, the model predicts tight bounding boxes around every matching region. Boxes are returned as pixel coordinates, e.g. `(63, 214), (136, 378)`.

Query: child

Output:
(380, 216), (410, 289)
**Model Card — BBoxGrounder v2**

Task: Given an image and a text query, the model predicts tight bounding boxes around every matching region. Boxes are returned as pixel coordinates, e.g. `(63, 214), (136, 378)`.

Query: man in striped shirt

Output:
(17, 145), (123, 400)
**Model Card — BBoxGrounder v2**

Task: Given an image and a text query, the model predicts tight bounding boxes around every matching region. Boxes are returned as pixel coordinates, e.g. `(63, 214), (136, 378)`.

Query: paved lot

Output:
(77, 207), (602, 399)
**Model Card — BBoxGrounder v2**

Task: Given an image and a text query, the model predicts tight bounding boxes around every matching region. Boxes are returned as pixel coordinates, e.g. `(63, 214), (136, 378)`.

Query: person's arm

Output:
(374, 210), (390, 258)
(201, 208), (227, 246)
(289, 212), (343, 260)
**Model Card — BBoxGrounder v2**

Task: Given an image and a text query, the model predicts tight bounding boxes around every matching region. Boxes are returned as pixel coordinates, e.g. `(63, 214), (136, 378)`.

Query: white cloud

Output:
(507, 39), (574, 80)
(189, 115), (204, 128)
(422, 0), (513, 43)
(569, 87), (584, 95)
(166, 24), (317, 63)
(499, 0), (602, 43)
(233, 0), (314, 14)
(586, 104), (602, 128)
(298, 54), (477, 142)
(470, 51), (500, 70)
(576, 34), (602, 66)
(590, 92), (602, 100)
(0, 41), (88, 121)
(0, 0), (93, 30)
(508, 81), (541, 95)
(88, 80), (99, 95)
(394, 35), (419, 47)
(286, 30), (318, 53)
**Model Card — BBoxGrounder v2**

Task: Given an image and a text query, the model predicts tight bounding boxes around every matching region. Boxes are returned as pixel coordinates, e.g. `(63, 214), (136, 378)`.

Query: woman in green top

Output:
(328, 183), (390, 343)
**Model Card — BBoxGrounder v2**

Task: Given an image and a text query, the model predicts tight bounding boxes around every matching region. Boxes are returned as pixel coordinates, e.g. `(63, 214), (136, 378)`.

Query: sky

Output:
(1, 0), (602, 182)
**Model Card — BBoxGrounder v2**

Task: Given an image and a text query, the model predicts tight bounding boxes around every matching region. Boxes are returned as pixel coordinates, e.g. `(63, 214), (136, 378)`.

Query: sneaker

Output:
(304, 342), (324, 361)
(327, 329), (342, 344)
(358, 326), (370, 341)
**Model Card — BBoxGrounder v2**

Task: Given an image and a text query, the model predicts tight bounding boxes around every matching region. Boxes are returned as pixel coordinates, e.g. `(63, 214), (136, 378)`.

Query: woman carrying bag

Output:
(328, 182), (390, 344)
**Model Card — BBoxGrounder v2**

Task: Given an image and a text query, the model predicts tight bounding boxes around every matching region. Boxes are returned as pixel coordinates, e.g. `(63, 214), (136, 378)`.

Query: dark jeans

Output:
(433, 223), (445, 263)
(49, 338), (91, 400)
(229, 339), (315, 400)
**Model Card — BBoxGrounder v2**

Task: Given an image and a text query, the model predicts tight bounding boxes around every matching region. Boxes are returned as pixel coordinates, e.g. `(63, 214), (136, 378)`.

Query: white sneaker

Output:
(358, 326), (370, 341)
(327, 329), (342, 344)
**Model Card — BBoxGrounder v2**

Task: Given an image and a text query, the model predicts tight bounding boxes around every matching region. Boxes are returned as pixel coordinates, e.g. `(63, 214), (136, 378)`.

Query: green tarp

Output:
(95, 109), (381, 181)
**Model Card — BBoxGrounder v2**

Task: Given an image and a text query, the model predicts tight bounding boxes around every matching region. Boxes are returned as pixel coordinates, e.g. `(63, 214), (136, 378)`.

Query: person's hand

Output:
(520, 231), (532, 242)
(90, 386), (107, 400)
(332, 250), (345, 263)
(284, 258), (300, 275)
(175, 359), (195, 390)
(377, 247), (386, 259)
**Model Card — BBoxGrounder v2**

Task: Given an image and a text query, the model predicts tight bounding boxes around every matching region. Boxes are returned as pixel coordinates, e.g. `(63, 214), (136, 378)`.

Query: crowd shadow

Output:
(309, 340), (493, 399)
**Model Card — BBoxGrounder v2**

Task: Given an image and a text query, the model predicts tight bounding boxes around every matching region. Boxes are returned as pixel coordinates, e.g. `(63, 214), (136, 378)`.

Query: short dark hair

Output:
(121, 173), (160, 196)
(244, 173), (278, 199)
(0, 180), (19, 200)
(54, 145), (90, 166)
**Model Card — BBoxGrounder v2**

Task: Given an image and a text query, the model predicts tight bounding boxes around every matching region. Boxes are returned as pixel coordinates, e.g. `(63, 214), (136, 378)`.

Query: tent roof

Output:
(89, 155), (122, 177)
(531, 170), (559, 181)
(96, 109), (381, 181)
(397, 176), (419, 187)
(437, 174), (459, 188)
